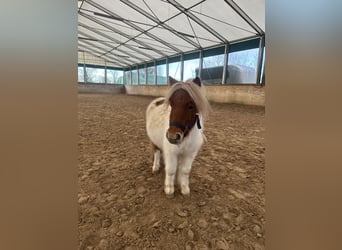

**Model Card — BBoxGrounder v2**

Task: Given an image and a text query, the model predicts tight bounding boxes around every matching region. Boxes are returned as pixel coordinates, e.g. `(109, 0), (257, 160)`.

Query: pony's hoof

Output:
(164, 185), (174, 196)
(181, 186), (190, 196)
(152, 165), (160, 173)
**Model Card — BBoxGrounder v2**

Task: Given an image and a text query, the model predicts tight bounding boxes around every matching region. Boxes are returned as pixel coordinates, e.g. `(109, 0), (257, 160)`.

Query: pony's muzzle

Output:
(166, 131), (183, 144)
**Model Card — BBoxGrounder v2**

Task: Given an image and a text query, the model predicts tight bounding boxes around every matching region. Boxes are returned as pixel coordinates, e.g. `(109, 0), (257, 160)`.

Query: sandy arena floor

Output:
(78, 93), (265, 250)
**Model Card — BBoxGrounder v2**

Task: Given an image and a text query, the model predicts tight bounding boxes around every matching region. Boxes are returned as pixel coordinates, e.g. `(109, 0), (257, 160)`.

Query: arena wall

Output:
(125, 85), (265, 106)
(78, 83), (265, 106)
(78, 83), (125, 94)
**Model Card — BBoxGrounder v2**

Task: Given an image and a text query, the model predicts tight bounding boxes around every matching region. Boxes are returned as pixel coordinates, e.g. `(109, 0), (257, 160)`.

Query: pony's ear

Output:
(193, 76), (202, 87)
(168, 76), (178, 86)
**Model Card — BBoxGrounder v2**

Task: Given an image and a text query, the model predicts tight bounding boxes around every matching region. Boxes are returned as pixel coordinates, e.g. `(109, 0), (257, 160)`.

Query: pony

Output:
(146, 76), (210, 196)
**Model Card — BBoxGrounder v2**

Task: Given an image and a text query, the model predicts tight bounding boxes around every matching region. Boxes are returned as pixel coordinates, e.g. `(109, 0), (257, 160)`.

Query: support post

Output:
(145, 64), (147, 85)
(166, 57), (169, 84)
(83, 52), (86, 83)
(154, 61), (157, 85)
(198, 49), (203, 78)
(83, 63), (86, 83)
(256, 36), (265, 84)
(104, 61), (107, 84)
(137, 65), (140, 85)
(222, 44), (228, 84)
(180, 54), (184, 81)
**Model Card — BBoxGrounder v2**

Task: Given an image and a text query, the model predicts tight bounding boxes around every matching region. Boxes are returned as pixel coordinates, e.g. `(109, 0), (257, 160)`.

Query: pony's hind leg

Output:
(151, 142), (160, 173)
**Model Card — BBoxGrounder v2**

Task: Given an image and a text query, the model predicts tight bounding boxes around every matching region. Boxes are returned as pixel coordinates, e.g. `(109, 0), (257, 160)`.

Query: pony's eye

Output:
(188, 104), (194, 110)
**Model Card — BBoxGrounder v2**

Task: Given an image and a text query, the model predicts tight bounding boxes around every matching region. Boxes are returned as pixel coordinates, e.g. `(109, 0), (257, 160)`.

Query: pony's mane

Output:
(165, 79), (211, 119)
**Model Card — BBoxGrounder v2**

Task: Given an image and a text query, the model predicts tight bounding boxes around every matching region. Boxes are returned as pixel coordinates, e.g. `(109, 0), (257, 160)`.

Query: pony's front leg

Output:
(178, 155), (196, 195)
(163, 151), (178, 196)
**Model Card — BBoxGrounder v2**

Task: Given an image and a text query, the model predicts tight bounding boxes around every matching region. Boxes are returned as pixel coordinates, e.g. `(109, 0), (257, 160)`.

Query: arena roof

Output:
(78, 0), (265, 68)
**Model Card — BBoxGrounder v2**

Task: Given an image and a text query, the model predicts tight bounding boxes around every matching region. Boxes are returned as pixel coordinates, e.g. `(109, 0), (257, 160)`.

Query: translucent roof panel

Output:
(165, 13), (221, 46)
(136, 33), (180, 54)
(234, 0), (265, 31)
(146, 25), (199, 51)
(78, 0), (265, 67)
(94, 0), (157, 27)
(125, 40), (166, 58)
(78, 51), (119, 67)
(78, 42), (132, 68)
(78, 52), (104, 66)
(190, 0), (258, 40)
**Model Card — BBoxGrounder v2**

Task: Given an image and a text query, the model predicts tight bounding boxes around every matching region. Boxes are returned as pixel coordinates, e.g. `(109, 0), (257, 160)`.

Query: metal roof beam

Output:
(79, 11), (166, 57)
(78, 47), (102, 61)
(79, 22), (147, 61)
(223, 0), (264, 36)
(166, 0), (229, 44)
(78, 30), (139, 65)
(78, 45), (126, 68)
(78, 40), (130, 67)
(87, 0), (182, 53)
(85, 0), (178, 55)
(120, 0), (200, 49)
(78, 22), (155, 61)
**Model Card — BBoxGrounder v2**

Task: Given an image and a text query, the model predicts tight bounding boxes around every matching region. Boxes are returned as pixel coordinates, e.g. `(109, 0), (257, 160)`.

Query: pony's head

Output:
(165, 76), (210, 144)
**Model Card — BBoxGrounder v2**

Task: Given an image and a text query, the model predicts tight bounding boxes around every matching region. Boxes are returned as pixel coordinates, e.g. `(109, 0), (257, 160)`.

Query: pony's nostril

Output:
(175, 133), (181, 140)
(166, 131), (182, 144)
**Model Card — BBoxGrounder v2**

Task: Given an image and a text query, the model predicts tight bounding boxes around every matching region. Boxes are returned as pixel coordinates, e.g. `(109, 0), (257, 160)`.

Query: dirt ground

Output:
(78, 93), (265, 250)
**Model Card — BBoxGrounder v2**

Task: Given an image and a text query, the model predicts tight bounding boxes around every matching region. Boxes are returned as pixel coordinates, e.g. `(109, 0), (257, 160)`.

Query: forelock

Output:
(165, 80), (210, 118)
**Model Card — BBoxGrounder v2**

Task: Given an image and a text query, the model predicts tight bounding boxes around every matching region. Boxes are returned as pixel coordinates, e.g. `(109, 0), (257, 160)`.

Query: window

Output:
(183, 58), (199, 81)
(78, 66), (84, 82)
(107, 69), (123, 84)
(147, 66), (155, 85)
(226, 48), (259, 84)
(124, 71), (131, 85)
(85, 67), (105, 83)
(157, 64), (167, 85)
(201, 54), (225, 84)
(168, 61), (181, 81)
(139, 68), (146, 84)
(131, 69), (138, 85)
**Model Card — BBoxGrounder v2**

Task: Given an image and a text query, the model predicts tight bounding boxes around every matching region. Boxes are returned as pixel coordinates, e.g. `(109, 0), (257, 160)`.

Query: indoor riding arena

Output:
(78, 1), (265, 249)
